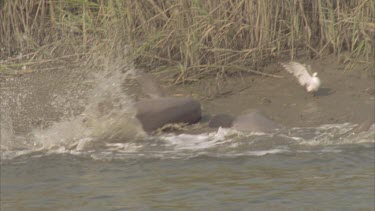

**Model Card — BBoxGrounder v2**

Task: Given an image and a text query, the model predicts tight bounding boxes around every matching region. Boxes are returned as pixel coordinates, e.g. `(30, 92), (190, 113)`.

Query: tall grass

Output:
(1, 0), (374, 81)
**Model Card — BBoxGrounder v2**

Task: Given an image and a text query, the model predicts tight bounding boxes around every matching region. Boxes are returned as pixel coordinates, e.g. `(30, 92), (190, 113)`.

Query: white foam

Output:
(292, 123), (374, 146)
(1, 59), (146, 160)
(161, 128), (238, 150)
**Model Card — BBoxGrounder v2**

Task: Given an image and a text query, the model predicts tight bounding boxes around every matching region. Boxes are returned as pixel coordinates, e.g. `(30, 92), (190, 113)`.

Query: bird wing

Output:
(281, 62), (312, 87)
(136, 72), (166, 98)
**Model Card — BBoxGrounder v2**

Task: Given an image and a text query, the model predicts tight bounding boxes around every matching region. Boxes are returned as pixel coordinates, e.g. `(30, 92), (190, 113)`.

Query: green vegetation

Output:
(1, 0), (374, 82)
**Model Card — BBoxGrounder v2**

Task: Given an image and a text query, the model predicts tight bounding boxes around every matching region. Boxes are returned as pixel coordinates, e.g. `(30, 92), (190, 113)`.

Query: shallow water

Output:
(1, 62), (374, 210)
(1, 125), (374, 210)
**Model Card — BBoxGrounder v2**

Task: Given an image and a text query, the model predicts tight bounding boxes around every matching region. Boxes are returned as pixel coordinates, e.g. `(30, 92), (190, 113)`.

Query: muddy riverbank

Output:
(156, 55), (374, 129)
(1, 55), (374, 136)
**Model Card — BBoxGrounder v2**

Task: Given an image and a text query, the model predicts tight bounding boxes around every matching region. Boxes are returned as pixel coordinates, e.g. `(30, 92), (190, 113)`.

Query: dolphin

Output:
(209, 110), (282, 133)
(135, 72), (201, 132)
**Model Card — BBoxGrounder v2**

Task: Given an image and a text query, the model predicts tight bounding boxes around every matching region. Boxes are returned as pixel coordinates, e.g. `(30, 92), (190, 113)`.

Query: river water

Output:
(1, 61), (374, 210)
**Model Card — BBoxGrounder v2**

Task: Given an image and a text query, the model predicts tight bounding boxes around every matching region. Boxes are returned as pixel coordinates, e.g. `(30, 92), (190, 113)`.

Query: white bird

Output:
(280, 61), (321, 93)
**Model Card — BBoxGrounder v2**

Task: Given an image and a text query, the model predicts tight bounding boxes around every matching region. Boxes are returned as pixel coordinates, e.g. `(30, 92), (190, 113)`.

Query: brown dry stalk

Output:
(0, 0), (373, 78)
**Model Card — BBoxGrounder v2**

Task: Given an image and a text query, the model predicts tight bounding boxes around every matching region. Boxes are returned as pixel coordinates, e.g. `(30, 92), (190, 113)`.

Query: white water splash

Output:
(80, 122), (373, 161)
(289, 123), (375, 146)
(0, 58), (146, 160)
(161, 128), (236, 150)
(1, 103), (14, 150)
(31, 70), (145, 152)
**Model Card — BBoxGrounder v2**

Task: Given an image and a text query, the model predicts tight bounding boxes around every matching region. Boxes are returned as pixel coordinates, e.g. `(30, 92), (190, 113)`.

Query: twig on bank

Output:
(228, 65), (284, 78)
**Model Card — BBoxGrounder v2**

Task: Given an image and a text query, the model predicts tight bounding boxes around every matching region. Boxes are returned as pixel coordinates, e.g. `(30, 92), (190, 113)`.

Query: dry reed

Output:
(1, 0), (374, 82)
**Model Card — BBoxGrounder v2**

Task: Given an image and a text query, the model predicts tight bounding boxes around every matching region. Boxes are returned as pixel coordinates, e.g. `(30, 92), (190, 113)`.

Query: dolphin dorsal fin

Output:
(136, 72), (166, 99)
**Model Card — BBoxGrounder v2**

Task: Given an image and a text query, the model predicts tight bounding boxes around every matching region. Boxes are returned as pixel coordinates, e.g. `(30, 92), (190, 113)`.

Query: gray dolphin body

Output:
(232, 111), (282, 132)
(134, 73), (281, 133)
(136, 97), (201, 132)
(209, 110), (282, 133)
(135, 72), (202, 132)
